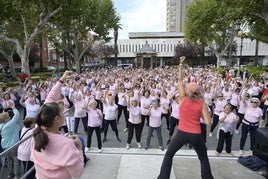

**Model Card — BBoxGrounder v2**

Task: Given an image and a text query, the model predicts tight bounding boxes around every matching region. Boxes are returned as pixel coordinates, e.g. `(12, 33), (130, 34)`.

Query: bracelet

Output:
(59, 80), (64, 83)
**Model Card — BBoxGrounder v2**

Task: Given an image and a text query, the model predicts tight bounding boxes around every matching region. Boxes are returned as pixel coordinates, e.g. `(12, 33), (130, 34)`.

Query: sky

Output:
(113, 0), (166, 39)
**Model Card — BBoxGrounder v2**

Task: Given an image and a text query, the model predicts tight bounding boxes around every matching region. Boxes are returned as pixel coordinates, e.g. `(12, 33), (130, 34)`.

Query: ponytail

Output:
(33, 126), (49, 152)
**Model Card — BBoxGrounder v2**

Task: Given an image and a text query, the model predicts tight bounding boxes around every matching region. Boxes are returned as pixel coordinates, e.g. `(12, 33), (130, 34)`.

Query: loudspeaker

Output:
(253, 128), (268, 162)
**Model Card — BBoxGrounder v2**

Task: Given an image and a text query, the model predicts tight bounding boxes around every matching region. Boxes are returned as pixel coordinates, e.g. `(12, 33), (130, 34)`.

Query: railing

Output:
(0, 133), (34, 179)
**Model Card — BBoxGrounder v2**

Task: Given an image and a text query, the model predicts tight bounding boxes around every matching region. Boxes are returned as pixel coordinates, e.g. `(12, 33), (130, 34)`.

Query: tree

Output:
(0, 0), (63, 74)
(184, 0), (244, 68)
(174, 41), (203, 66)
(0, 40), (16, 79)
(48, 0), (120, 73)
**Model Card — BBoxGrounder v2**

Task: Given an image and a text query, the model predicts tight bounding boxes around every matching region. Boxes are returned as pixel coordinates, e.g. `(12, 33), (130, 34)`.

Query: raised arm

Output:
(178, 56), (186, 100)
(202, 101), (212, 125)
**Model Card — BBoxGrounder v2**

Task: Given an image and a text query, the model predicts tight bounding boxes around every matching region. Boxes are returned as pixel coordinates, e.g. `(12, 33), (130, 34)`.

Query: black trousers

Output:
(127, 122), (142, 144)
(216, 130), (232, 153)
(158, 130), (214, 179)
(103, 119), (119, 138)
(117, 104), (129, 128)
(210, 114), (219, 133)
(161, 112), (170, 130)
(141, 114), (149, 134)
(169, 116), (179, 137)
(87, 126), (102, 149)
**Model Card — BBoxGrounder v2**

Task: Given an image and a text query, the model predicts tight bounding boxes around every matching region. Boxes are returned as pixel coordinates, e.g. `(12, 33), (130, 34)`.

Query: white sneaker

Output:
(137, 142), (142, 149)
(123, 128), (128, 133)
(235, 129), (239, 134)
(249, 150), (253, 156)
(85, 147), (90, 153)
(209, 132), (213, 137)
(126, 144), (130, 150)
(239, 150), (244, 155)
(98, 149), (102, 153)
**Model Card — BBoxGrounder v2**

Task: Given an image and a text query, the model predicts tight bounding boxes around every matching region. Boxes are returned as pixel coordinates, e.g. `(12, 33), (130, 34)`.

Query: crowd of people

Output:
(0, 62), (267, 178)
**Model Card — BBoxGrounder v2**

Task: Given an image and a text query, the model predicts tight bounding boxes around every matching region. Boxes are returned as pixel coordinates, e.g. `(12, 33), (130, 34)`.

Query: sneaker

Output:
(228, 153), (234, 157)
(235, 129), (239, 134)
(103, 137), (107, 142)
(123, 128), (128, 133)
(209, 132), (213, 137)
(85, 147), (90, 153)
(98, 149), (102, 153)
(126, 144), (130, 150)
(239, 150), (244, 155)
(117, 137), (121, 143)
(215, 151), (219, 156)
(145, 146), (149, 150)
(167, 139), (171, 145)
(160, 146), (164, 151)
(249, 150), (253, 156)
(137, 142), (142, 149)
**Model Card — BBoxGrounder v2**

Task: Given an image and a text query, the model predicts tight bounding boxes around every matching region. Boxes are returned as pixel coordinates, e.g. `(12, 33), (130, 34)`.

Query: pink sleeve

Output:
(45, 82), (63, 103)
(65, 148), (84, 178)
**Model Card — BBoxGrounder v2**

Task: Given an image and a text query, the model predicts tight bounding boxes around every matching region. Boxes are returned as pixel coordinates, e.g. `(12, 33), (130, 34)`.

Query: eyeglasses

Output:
(251, 101), (258, 104)
(245, 96), (250, 98)
(218, 96), (223, 97)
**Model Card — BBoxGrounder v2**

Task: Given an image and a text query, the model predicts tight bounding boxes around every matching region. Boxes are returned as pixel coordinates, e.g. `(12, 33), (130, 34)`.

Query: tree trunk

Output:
(19, 45), (31, 75)
(39, 37), (43, 68)
(7, 56), (16, 80)
(254, 40), (259, 66)
(216, 53), (221, 68)
(114, 29), (118, 65)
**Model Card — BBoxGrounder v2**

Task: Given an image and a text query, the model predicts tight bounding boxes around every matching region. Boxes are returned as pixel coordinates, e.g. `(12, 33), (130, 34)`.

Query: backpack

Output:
(238, 156), (268, 171)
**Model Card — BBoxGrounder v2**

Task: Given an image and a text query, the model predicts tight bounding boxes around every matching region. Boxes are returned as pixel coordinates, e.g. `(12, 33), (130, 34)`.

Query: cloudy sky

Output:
(113, 0), (166, 39)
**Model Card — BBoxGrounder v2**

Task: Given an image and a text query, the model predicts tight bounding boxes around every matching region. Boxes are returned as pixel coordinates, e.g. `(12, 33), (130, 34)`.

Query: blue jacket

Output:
(0, 109), (20, 149)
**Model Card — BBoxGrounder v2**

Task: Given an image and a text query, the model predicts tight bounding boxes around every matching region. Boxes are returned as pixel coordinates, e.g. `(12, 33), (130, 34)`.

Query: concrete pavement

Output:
(81, 148), (265, 179)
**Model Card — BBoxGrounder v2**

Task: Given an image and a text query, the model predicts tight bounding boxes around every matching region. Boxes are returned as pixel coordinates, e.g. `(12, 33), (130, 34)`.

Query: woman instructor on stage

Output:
(158, 56), (214, 179)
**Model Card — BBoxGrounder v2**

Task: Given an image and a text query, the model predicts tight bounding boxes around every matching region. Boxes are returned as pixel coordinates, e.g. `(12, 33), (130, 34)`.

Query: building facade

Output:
(166, 0), (192, 32)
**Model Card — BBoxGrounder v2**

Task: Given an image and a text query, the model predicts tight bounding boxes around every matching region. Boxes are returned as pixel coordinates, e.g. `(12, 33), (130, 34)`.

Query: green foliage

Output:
(243, 66), (268, 80)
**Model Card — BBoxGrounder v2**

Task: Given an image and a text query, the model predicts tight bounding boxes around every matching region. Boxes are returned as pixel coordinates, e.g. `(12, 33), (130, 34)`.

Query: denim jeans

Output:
(146, 126), (163, 147)
(3, 146), (21, 177)
(239, 123), (258, 150)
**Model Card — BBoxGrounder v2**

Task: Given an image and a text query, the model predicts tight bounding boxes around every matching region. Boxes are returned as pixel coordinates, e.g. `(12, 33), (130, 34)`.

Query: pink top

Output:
(87, 108), (102, 127)
(149, 107), (163, 127)
(140, 96), (153, 115)
(73, 99), (87, 118)
(128, 106), (141, 124)
(214, 99), (227, 116)
(18, 127), (34, 161)
(32, 132), (84, 179)
(244, 107), (262, 123)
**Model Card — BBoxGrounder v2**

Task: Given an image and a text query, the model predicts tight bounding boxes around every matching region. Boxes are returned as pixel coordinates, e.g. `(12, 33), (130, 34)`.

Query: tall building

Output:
(166, 0), (192, 32)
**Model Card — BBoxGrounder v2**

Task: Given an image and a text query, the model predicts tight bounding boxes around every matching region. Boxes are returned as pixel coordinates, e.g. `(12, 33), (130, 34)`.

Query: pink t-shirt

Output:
(128, 106), (141, 124)
(32, 132), (84, 179)
(87, 108), (102, 127)
(140, 96), (153, 115)
(149, 107), (163, 128)
(244, 107), (262, 123)
(73, 99), (87, 118)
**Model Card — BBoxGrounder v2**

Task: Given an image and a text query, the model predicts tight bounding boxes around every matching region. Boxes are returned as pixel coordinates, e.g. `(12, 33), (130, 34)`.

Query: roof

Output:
(137, 41), (157, 54)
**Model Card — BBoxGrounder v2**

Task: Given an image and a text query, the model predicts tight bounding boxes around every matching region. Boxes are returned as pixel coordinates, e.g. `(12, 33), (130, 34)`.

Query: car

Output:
(117, 64), (133, 69)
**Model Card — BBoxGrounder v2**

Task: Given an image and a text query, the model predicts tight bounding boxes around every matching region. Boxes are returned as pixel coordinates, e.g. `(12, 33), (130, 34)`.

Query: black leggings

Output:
(103, 119), (119, 138)
(87, 126), (102, 149)
(210, 114), (219, 133)
(127, 122), (142, 144)
(158, 130), (214, 179)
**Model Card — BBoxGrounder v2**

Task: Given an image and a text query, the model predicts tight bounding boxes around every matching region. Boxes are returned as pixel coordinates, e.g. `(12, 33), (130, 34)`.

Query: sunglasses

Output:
(218, 96), (223, 97)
